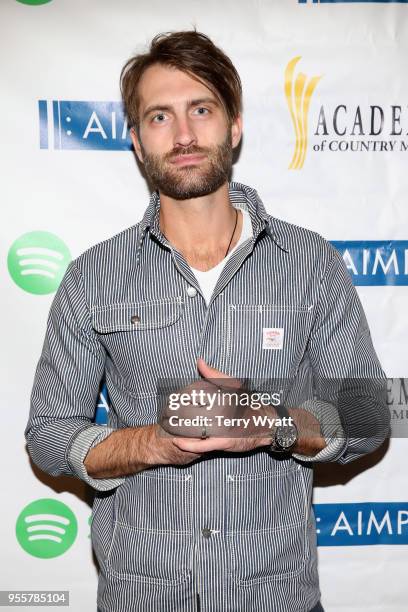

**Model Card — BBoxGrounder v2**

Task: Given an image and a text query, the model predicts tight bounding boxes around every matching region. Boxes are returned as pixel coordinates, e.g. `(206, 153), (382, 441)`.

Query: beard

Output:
(140, 132), (233, 200)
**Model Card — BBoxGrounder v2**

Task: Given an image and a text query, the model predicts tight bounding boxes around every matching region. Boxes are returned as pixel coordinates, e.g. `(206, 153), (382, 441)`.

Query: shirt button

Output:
(187, 286), (197, 298)
(202, 528), (212, 538)
(130, 315), (140, 324)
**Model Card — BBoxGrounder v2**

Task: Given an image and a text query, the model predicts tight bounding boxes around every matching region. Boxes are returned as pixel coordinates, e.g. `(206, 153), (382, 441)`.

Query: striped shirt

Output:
(25, 182), (390, 612)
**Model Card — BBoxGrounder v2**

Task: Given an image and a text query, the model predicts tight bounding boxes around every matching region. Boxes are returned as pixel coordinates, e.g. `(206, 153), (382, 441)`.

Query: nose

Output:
(173, 114), (197, 149)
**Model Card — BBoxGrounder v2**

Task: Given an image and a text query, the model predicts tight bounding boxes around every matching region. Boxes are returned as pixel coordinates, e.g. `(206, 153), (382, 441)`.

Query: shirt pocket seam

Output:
(91, 297), (183, 333)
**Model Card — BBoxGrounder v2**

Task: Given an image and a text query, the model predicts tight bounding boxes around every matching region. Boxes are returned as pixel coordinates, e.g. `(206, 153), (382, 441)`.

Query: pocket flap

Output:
(92, 297), (183, 333)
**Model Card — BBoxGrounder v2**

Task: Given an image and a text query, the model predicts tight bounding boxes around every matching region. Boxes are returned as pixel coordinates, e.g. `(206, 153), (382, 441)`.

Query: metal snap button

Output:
(130, 315), (140, 324)
(202, 527), (212, 538)
(187, 286), (197, 298)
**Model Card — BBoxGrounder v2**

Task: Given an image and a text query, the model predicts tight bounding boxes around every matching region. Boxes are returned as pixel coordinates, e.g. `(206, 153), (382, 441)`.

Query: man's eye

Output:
(194, 107), (209, 115)
(152, 113), (166, 123)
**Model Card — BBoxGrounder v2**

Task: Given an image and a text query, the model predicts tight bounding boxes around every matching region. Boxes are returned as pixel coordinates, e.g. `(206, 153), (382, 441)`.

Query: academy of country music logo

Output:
(285, 57), (322, 170)
(331, 240), (408, 286)
(284, 57), (408, 169)
(38, 101), (132, 151)
(314, 503), (408, 546)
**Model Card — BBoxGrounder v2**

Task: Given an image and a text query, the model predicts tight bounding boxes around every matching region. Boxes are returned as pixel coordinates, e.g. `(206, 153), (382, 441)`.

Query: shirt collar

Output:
(135, 181), (289, 264)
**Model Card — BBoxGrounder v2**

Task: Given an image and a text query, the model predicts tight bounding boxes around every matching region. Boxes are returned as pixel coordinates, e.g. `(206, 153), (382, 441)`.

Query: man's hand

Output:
(168, 358), (264, 454)
(169, 359), (327, 458)
(85, 423), (203, 478)
(85, 359), (252, 479)
(149, 424), (203, 466)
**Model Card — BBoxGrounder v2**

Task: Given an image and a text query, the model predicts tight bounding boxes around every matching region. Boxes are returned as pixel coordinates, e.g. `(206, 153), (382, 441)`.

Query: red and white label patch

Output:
(263, 327), (284, 350)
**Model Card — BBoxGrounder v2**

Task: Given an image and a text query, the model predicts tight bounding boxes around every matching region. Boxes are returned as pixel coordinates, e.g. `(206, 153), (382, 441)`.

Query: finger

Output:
(197, 358), (228, 380)
(197, 358), (242, 390)
(172, 436), (235, 453)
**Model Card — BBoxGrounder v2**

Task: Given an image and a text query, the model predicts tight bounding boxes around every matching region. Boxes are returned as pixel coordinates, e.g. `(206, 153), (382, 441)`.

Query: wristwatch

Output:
(269, 404), (298, 453)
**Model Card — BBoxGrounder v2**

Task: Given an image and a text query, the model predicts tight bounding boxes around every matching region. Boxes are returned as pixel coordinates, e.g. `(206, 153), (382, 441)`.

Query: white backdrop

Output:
(1, 1), (408, 610)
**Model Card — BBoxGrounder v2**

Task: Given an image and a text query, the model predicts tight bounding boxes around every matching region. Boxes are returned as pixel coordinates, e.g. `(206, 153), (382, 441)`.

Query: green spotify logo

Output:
(16, 1), (53, 5)
(7, 231), (71, 295)
(16, 499), (78, 559)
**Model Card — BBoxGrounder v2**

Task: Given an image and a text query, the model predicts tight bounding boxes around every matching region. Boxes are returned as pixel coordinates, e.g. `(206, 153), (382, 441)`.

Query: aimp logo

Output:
(38, 100), (132, 151)
(331, 240), (408, 286)
(7, 231), (71, 295)
(285, 57), (321, 170)
(16, 499), (78, 559)
(314, 502), (408, 546)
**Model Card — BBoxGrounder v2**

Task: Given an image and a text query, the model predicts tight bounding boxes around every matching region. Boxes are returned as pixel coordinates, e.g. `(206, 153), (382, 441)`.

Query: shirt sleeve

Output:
(292, 398), (346, 463)
(25, 261), (124, 490)
(292, 245), (390, 464)
(67, 425), (125, 491)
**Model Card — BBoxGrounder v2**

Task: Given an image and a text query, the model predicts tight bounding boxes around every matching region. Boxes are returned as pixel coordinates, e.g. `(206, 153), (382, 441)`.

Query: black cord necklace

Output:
(161, 207), (239, 258)
(224, 207), (238, 257)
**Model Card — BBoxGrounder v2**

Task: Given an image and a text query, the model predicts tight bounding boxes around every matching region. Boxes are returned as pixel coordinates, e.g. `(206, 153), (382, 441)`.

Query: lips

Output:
(170, 153), (206, 166)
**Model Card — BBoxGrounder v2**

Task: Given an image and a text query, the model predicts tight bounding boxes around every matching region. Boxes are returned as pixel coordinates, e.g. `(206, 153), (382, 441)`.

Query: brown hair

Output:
(120, 30), (242, 130)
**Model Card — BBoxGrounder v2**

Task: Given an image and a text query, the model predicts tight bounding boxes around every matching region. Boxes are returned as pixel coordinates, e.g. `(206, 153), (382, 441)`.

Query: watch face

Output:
(276, 425), (298, 450)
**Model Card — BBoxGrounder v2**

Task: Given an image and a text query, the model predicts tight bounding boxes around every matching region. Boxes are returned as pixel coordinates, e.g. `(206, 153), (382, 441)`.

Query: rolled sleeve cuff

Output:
(292, 399), (347, 463)
(68, 425), (125, 491)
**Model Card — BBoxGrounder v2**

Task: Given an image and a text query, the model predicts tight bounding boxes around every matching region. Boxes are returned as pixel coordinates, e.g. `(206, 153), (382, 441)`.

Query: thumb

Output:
(197, 357), (224, 379)
(197, 358), (242, 390)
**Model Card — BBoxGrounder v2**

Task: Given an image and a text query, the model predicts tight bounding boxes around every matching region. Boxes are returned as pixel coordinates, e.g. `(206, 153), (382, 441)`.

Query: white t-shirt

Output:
(190, 208), (253, 305)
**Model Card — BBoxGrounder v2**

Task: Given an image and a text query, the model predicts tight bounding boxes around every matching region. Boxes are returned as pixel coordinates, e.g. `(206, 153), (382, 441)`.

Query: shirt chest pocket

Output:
(224, 304), (315, 383)
(91, 297), (186, 396)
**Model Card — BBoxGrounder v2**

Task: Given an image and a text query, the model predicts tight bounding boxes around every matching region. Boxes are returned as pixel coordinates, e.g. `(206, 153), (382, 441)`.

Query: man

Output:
(25, 31), (390, 612)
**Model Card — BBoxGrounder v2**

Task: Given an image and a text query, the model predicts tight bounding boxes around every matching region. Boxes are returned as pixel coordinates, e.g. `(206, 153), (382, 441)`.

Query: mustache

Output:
(165, 145), (210, 162)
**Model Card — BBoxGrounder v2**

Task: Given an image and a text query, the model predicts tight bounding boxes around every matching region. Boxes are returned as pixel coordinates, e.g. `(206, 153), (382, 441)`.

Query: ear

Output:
(130, 127), (144, 163)
(230, 113), (243, 149)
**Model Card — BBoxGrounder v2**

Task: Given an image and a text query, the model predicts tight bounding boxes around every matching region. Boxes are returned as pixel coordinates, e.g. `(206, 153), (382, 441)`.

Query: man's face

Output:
(130, 63), (242, 200)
